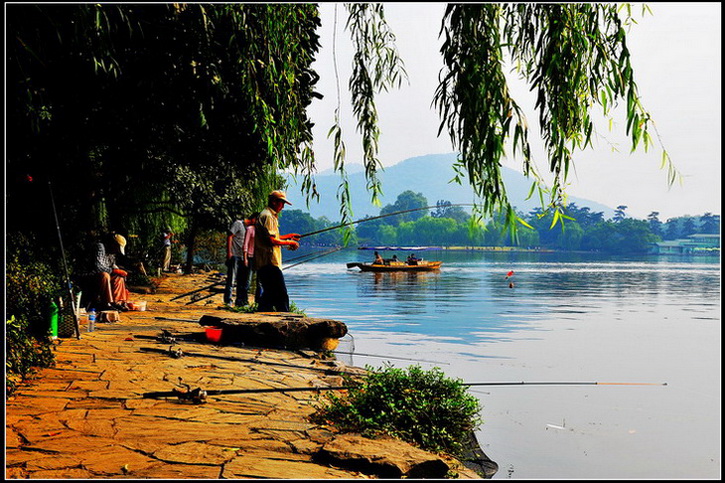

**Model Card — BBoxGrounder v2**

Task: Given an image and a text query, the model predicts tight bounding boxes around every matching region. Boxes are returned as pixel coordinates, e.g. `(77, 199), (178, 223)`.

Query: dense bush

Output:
(6, 232), (60, 396)
(310, 365), (482, 456)
(6, 233), (63, 336)
(6, 315), (56, 395)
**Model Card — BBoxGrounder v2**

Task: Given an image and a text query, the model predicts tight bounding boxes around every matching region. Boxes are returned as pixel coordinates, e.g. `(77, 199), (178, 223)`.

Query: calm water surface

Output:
(283, 249), (721, 479)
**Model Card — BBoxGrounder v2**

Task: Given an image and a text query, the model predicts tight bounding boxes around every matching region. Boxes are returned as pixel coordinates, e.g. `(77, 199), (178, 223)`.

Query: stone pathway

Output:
(6, 273), (481, 479)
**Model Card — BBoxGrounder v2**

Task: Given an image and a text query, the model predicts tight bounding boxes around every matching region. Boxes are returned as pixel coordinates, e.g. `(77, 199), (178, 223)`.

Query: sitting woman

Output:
(89, 233), (131, 311)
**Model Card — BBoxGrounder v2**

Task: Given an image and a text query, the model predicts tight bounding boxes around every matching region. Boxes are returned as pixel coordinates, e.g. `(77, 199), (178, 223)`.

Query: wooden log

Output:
(198, 314), (348, 351)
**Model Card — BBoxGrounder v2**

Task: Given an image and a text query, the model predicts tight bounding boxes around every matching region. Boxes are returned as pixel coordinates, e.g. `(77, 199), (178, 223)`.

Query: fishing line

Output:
(333, 350), (449, 365)
(298, 203), (476, 238)
(280, 203), (476, 269)
(463, 381), (668, 387)
(282, 246), (344, 270)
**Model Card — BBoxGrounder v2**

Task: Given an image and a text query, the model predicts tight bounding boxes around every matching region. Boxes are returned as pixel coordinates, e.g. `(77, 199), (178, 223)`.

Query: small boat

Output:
(346, 261), (443, 272)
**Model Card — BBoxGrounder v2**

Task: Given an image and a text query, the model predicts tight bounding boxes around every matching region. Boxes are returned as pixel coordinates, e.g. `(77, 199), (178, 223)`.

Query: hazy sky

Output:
(307, 3), (721, 221)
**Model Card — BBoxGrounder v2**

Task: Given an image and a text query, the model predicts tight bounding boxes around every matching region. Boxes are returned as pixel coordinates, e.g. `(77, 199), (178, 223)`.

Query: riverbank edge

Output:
(6, 272), (496, 479)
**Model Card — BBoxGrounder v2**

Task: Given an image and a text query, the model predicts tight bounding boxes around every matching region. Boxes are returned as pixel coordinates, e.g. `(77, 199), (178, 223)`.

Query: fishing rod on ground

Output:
(143, 379), (668, 403)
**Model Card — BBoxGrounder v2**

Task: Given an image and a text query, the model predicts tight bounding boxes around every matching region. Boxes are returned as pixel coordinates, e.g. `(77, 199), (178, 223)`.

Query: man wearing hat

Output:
(254, 190), (300, 312)
(88, 233), (131, 311)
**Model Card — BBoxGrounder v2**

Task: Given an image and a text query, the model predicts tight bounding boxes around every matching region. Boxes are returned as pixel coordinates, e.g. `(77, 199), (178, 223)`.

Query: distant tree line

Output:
(289, 190), (720, 255)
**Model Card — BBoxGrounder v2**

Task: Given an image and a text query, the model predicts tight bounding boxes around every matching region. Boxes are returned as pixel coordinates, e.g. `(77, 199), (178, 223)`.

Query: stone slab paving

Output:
(6, 272), (481, 479)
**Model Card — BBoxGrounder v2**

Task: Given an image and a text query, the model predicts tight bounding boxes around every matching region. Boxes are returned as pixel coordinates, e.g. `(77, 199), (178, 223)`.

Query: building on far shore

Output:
(652, 234), (720, 255)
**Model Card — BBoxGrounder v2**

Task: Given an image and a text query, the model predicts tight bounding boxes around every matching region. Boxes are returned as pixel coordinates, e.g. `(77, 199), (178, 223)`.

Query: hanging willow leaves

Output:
(432, 3), (680, 236)
(325, 3), (408, 240)
(331, 3), (678, 240)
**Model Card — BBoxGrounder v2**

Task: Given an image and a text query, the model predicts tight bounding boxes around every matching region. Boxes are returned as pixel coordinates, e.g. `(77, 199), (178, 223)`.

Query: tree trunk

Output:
(184, 220), (199, 274)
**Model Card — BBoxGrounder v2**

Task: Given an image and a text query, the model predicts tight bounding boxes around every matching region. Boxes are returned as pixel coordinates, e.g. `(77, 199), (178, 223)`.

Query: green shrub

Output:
(6, 315), (55, 396)
(6, 232), (63, 336)
(6, 232), (59, 396)
(310, 365), (482, 456)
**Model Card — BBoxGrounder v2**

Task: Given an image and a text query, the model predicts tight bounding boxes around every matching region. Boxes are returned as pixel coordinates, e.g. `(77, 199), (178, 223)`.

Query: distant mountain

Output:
(284, 153), (615, 222)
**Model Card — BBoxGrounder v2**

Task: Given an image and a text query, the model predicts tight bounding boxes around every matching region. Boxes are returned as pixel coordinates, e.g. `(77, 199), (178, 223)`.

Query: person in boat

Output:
(254, 190), (300, 312)
(391, 254), (399, 263)
(373, 251), (384, 265)
(406, 253), (420, 265)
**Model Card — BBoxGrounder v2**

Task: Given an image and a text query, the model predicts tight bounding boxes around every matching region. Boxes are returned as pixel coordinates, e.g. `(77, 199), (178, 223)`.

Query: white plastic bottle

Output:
(88, 308), (96, 332)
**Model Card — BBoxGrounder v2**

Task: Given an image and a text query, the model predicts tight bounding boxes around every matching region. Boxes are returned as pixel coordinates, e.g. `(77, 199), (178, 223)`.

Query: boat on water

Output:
(346, 261), (443, 272)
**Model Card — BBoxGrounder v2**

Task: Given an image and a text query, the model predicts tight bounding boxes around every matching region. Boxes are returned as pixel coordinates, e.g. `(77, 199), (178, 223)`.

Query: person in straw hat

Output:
(89, 233), (131, 311)
(254, 190), (300, 312)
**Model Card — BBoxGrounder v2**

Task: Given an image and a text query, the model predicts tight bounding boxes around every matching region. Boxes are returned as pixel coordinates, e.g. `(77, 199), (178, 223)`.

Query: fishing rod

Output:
(282, 246), (343, 271)
(143, 384), (351, 403)
(279, 204), (476, 269)
(143, 379), (668, 404)
(48, 180), (81, 339)
(464, 381), (668, 387)
(298, 203), (476, 239)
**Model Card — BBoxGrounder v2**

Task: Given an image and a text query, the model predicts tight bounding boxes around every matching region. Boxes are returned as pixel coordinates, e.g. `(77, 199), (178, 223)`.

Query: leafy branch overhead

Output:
(7, 3), (680, 266)
(334, 3), (678, 240)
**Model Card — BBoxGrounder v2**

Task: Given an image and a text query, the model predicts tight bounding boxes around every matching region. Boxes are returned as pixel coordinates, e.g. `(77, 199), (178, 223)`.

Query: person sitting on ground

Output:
(90, 233), (131, 311)
(373, 251), (384, 265)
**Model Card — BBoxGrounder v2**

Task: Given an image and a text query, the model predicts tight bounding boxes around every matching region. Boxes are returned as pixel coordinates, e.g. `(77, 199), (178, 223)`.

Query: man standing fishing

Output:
(254, 190), (300, 312)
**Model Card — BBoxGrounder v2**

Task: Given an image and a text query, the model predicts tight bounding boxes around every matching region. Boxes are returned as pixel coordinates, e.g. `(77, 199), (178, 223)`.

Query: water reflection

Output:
(285, 249), (720, 344)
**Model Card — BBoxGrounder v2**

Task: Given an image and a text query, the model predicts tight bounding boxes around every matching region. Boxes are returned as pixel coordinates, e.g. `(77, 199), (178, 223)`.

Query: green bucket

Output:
(48, 300), (59, 339)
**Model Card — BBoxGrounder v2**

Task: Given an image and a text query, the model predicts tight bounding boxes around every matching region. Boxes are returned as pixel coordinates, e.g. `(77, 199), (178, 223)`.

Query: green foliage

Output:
(222, 301), (306, 316)
(310, 365), (482, 457)
(380, 191), (430, 225)
(6, 232), (58, 396)
(6, 315), (56, 396)
(7, 4), (322, 272)
(6, 233), (63, 337)
(430, 4), (679, 233)
(193, 229), (227, 265)
(326, 3), (408, 239)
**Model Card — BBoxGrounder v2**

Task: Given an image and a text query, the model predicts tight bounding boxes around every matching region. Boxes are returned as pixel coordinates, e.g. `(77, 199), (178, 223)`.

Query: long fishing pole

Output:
(464, 381), (668, 387)
(143, 379), (668, 402)
(48, 180), (81, 339)
(143, 385), (350, 400)
(282, 246), (343, 271)
(298, 203), (476, 238)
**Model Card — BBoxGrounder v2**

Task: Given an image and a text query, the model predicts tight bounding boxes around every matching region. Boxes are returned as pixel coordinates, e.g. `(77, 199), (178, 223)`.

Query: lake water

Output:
(282, 248), (721, 479)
